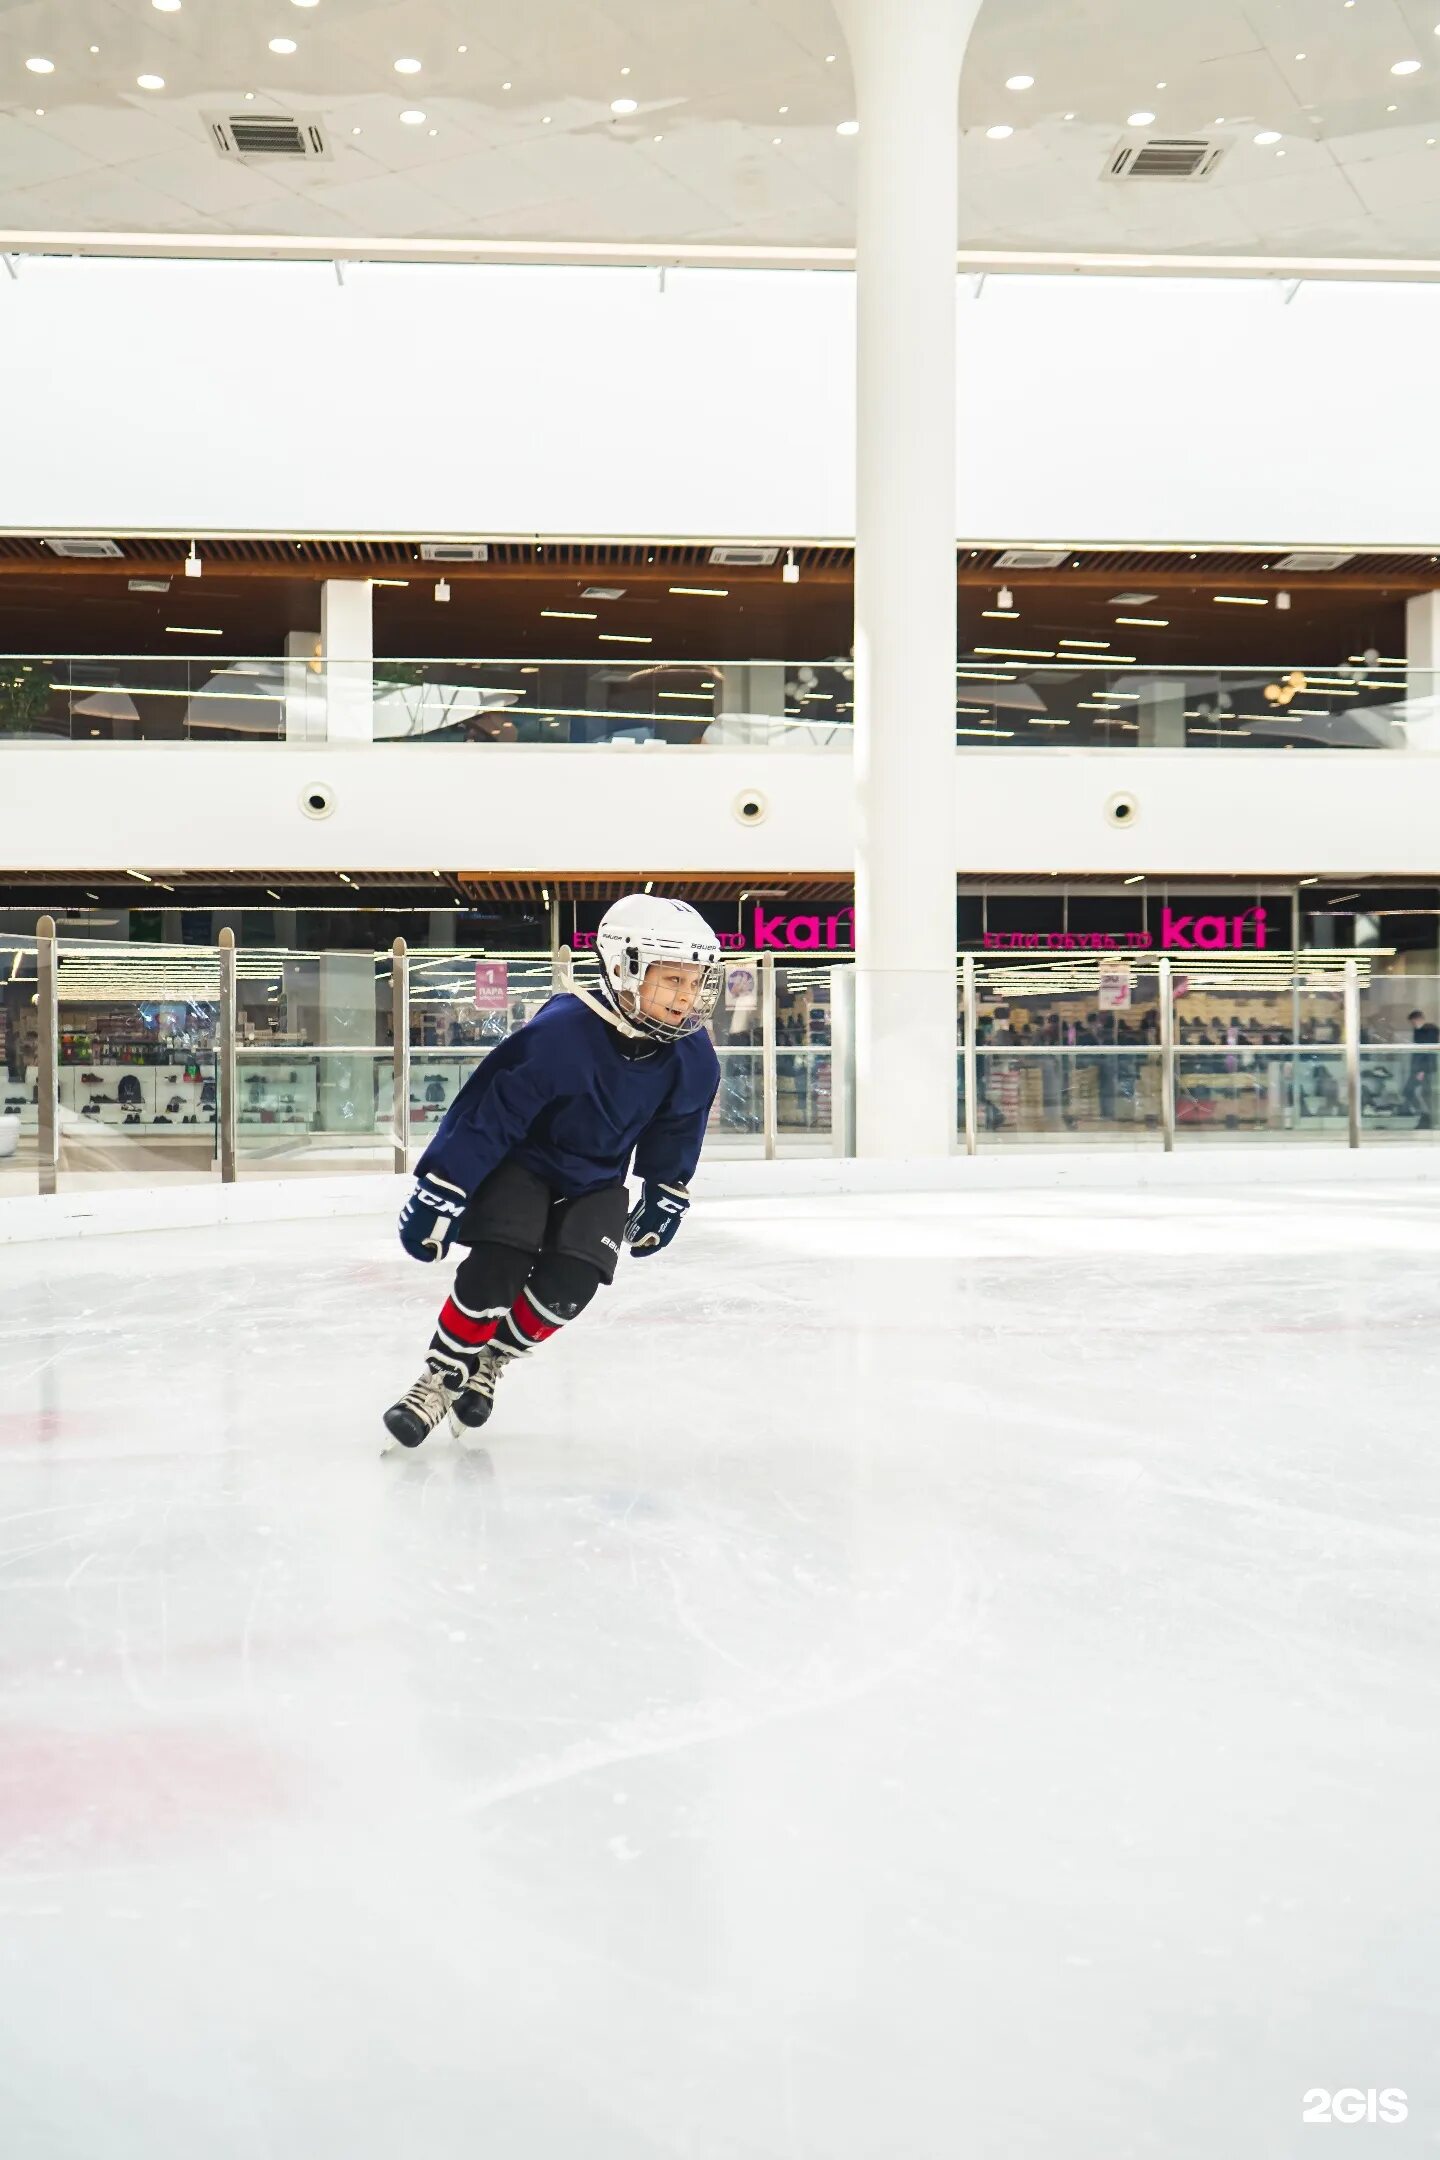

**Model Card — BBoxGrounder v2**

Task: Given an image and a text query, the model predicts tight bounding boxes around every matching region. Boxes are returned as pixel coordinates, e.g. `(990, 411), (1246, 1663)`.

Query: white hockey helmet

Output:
(594, 893), (724, 1042)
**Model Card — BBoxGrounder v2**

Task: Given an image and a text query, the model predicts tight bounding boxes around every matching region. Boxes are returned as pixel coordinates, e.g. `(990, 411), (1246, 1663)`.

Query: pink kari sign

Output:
(983, 906), (1270, 954)
(474, 961), (509, 1012)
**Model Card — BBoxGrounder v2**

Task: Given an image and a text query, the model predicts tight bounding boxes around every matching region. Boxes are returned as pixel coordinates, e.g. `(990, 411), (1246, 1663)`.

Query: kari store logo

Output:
(984, 906), (1270, 954)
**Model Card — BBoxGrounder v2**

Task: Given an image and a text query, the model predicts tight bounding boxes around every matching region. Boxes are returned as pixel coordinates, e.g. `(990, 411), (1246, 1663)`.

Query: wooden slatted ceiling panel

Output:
(1, 537), (1437, 577)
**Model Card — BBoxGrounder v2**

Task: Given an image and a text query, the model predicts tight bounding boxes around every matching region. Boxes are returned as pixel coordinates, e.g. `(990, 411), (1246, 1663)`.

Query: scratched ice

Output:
(1, 1185), (1437, 2158)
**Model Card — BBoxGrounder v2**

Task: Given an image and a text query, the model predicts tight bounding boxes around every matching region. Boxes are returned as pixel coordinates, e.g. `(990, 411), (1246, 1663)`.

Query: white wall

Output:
(2, 739), (1437, 880)
(3, 257), (1440, 546)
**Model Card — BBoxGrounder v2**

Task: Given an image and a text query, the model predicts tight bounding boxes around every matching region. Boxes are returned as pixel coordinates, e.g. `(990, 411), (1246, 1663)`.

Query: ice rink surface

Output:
(2, 1183), (1438, 2159)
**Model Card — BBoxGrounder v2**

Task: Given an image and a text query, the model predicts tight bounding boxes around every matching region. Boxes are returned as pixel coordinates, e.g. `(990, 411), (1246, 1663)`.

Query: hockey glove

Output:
(398, 1173), (467, 1263)
(625, 1180), (690, 1257)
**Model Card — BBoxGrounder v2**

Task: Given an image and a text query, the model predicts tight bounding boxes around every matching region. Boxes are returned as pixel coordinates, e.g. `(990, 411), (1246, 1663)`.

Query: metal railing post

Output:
(1159, 957), (1176, 1154)
(760, 954), (778, 1161)
(218, 927), (237, 1184)
(36, 915), (58, 1196)
(962, 954), (979, 1158)
(1344, 957), (1361, 1150)
(830, 965), (856, 1159)
(391, 937), (409, 1173)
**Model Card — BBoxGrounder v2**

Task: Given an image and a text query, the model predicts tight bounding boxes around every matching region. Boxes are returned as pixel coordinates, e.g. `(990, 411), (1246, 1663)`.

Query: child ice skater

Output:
(384, 894), (722, 1448)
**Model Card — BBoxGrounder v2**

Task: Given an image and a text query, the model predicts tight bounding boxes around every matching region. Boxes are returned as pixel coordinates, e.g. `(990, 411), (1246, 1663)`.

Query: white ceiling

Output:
(3, 0), (1440, 259)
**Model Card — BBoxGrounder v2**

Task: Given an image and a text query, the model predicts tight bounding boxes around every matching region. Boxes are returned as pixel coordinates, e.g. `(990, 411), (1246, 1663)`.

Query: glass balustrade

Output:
(8, 928), (1438, 1201)
(1, 653), (1434, 751)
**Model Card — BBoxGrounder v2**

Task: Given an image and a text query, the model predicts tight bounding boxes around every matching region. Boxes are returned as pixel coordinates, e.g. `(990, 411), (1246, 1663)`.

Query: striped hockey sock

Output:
(492, 1286), (568, 1361)
(429, 1291), (507, 1379)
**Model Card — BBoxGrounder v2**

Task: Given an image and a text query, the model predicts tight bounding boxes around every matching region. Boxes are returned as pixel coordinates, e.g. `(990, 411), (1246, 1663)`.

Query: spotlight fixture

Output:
(1127, 110), (1156, 126)
(184, 542), (202, 579)
(399, 109), (426, 124)
(997, 585), (1013, 609)
(269, 38), (298, 55)
(782, 547), (800, 585)
(611, 97), (638, 114)
(25, 57), (55, 74)
(1276, 590), (1292, 610)
(394, 58), (422, 75)
(836, 119), (859, 135)
(986, 124), (1013, 139)
(1006, 74), (1035, 90)
(434, 579), (451, 603)
(137, 73), (166, 89)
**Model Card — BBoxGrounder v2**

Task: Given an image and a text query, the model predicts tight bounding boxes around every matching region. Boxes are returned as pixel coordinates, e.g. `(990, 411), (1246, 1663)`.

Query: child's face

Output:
(638, 962), (703, 1028)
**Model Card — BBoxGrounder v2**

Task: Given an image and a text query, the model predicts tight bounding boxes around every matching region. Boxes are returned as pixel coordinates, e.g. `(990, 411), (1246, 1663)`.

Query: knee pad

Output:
(526, 1250), (604, 1323)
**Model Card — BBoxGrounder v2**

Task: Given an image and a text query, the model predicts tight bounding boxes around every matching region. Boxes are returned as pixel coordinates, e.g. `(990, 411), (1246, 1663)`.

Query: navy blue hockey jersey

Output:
(415, 993), (721, 1200)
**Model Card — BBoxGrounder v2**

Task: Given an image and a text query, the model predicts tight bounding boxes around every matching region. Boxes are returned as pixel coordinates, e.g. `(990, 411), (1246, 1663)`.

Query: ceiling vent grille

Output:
(995, 548), (1070, 570)
(1106, 137), (1226, 181)
(42, 536), (124, 559)
(210, 113), (331, 160)
(420, 542), (490, 563)
(1271, 551), (1356, 573)
(709, 545), (779, 567)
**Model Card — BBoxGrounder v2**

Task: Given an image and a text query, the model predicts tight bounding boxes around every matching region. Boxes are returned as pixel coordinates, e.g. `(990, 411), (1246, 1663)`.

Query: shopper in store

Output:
(1401, 1008), (1440, 1125)
(382, 894), (722, 1449)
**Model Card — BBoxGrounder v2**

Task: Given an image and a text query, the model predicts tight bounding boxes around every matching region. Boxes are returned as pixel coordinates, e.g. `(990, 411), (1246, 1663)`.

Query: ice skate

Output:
(448, 1345), (510, 1441)
(383, 1361), (462, 1449)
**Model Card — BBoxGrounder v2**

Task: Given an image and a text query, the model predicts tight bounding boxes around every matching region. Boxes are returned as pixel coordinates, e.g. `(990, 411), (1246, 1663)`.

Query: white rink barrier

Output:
(6, 1146), (1440, 1246)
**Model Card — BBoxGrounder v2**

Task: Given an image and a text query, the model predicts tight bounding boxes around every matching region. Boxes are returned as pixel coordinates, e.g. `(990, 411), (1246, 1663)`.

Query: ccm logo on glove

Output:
(625, 1180), (690, 1256)
(398, 1174), (466, 1262)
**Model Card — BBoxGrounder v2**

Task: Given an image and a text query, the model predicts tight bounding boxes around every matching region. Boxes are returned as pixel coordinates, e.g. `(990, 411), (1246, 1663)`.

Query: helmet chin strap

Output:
(558, 953), (650, 1040)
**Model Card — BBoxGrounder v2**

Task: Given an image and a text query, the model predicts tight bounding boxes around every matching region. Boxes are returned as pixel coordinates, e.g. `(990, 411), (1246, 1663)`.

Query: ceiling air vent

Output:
(709, 545), (779, 567)
(420, 542), (490, 563)
(995, 548), (1070, 570)
(210, 113), (331, 160)
(43, 537), (124, 559)
(1271, 551), (1356, 573)
(1106, 136), (1226, 181)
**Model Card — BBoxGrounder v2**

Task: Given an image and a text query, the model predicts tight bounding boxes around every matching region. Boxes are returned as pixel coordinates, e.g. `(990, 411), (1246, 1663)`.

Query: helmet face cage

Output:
(607, 942), (724, 1041)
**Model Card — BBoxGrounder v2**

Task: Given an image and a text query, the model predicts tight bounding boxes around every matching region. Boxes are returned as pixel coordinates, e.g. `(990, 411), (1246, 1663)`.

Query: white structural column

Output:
(835, 0), (980, 1156)
(1406, 591), (1440, 725)
(320, 579), (374, 744)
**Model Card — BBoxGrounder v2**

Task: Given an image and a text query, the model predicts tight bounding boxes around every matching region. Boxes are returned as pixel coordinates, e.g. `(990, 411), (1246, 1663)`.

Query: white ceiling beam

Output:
(3, 232), (1440, 283)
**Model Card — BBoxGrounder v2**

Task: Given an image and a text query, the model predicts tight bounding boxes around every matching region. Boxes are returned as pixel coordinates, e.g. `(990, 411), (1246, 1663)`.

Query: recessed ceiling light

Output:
(399, 109), (425, 124)
(542, 114), (552, 123)
(34, 107), (44, 116)
(1276, 148), (1287, 155)
(611, 96), (638, 113)
(1006, 74), (1034, 90)
(351, 125), (361, 133)
(25, 57), (54, 74)
(90, 45), (100, 53)
(986, 123), (1013, 139)
(153, 0), (182, 11)
(825, 53), (836, 63)
(457, 44), (467, 53)
(779, 104), (789, 113)
(540, 609), (597, 620)
(1128, 109), (1156, 126)
(837, 118), (859, 134)
(773, 135), (782, 143)
(137, 74), (165, 90)
(1296, 52), (1307, 59)
(1387, 103), (1398, 111)
(1064, 110), (1076, 118)
(394, 57), (422, 74)
(1254, 129), (1282, 144)
(620, 65), (631, 76)
(1156, 81), (1167, 89)
(292, 0), (320, 7)
(269, 37), (297, 54)
(428, 127), (437, 135)
(244, 90), (255, 98)
(653, 133), (663, 141)
(1214, 594), (1268, 606)
(1392, 59), (1422, 74)
(502, 81), (512, 90)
